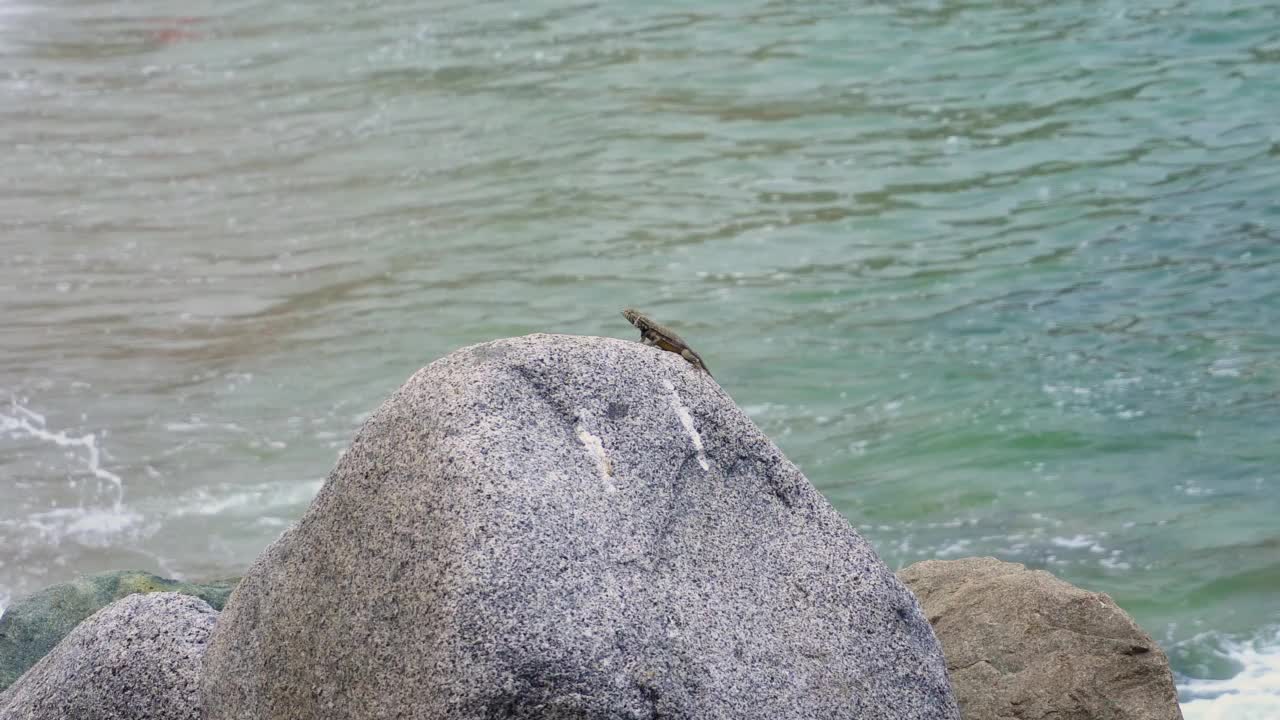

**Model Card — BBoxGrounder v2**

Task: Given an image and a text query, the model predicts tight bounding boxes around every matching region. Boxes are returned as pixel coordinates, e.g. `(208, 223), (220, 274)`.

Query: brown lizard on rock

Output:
(621, 308), (712, 376)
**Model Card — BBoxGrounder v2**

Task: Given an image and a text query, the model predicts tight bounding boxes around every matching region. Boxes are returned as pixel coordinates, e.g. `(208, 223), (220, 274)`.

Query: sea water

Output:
(1, 0), (1277, 709)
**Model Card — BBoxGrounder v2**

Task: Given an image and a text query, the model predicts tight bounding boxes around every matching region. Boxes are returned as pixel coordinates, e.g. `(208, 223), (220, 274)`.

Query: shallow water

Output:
(2, 0), (1278, 707)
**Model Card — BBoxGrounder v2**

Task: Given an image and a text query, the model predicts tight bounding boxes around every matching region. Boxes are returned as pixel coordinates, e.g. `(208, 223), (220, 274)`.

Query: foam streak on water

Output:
(2, 397), (124, 508)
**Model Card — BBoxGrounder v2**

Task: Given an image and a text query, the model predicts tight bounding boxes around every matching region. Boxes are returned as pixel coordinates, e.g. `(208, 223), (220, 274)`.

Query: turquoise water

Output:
(2, 0), (1278, 712)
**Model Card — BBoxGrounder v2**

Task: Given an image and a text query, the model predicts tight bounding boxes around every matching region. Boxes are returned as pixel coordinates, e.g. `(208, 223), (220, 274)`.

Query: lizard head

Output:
(621, 308), (644, 327)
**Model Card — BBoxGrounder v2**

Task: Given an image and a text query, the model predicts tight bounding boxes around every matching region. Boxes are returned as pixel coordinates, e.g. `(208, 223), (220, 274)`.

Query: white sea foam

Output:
(167, 479), (323, 518)
(1180, 629), (1280, 720)
(934, 539), (972, 557)
(1, 397), (146, 616)
(1050, 534), (1109, 554)
(21, 506), (143, 547)
(2, 396), (125, 509)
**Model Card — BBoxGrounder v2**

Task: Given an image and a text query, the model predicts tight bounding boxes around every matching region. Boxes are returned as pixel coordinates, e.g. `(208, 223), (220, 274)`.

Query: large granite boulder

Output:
(0, 569), (237, 691)
(203, 333), (958, 720)
(0, 592), (216, 719)
(899, 557), (1182, 720)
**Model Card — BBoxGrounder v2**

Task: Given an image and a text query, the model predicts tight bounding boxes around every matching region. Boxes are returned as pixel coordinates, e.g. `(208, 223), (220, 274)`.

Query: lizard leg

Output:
(641, 335), (656, 346)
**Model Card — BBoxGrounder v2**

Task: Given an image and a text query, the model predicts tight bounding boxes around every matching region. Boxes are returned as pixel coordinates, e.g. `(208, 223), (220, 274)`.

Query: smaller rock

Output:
(899, 557), (1182, 720)
(0, 592), (216, 720)
(0, 570), (237, 691)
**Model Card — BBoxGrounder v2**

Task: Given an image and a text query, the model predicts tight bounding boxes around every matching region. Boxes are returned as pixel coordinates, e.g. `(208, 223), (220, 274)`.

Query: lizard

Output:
(621, 308), (712, 376)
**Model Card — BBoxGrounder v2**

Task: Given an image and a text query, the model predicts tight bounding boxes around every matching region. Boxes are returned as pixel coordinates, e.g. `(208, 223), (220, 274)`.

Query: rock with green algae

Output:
(0, 570), (239, 691)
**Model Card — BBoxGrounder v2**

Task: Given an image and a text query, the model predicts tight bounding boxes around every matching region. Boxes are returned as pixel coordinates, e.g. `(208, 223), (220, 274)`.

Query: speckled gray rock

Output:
(898, 557), (1182, 720)
(0, 592), (216, 719)
(202, 333), (958, 720)
(0, 570), (237, 691)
